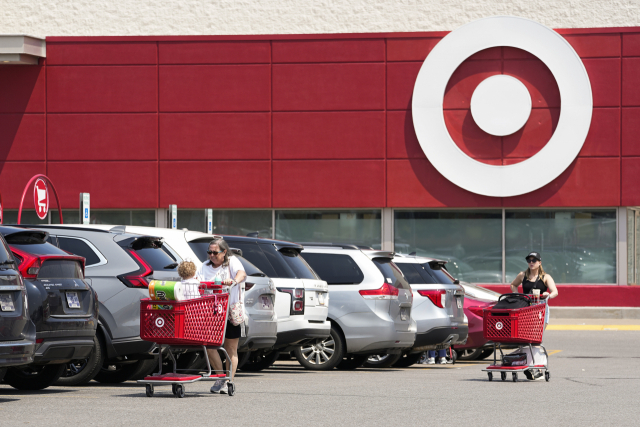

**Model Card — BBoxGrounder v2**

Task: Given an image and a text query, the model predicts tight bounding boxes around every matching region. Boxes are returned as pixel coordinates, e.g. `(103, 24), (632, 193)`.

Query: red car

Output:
(455, 283), (501, 360)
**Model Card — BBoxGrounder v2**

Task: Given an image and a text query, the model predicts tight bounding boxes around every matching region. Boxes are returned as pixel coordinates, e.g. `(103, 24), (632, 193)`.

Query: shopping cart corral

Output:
(480, 294), (550, 382)
(137, 283), (235, 397)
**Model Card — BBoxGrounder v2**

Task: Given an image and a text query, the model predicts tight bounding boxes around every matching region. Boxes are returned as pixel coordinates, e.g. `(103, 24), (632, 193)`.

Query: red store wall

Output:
(0, 28), (639, 210)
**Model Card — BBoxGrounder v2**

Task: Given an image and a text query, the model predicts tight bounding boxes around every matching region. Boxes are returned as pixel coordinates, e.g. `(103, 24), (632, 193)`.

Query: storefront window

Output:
(505, 210), (616, 284)
(3, 210), (49, 225)
(52, 210), (156, 226)
(177, 210), (272, 236)
(276, 211), (381, 249)
(394, 211), (503, 283)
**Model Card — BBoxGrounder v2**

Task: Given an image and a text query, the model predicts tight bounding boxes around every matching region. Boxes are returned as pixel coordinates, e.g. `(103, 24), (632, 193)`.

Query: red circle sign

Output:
(33, 178), (49, 220)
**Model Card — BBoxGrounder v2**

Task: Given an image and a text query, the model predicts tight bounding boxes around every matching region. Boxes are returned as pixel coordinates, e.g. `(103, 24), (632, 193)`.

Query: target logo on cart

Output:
(155, 317), (165, 328)
(495, 322), (504, 330)
(412, 16), (592, 197)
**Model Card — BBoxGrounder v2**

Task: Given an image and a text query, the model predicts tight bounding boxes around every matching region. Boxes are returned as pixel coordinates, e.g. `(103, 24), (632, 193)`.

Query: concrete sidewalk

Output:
(550, 306), (640, 319)
(548, 318), (640, 330)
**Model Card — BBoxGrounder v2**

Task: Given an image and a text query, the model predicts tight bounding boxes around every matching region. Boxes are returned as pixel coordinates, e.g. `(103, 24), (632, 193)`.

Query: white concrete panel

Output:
(0, 0), (638, 37)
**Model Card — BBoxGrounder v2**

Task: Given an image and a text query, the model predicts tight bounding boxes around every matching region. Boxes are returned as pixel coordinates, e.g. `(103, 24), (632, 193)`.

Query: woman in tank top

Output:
(509, 251), (558, 325)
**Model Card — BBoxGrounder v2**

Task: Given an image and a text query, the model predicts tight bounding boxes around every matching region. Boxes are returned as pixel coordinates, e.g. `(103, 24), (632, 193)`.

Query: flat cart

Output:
(481, 296), (550, 382)
(137, 283), (235, 397)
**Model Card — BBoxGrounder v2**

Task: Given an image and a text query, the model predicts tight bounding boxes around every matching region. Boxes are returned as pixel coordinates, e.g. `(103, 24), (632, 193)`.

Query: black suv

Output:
(0, 226), (98, 390)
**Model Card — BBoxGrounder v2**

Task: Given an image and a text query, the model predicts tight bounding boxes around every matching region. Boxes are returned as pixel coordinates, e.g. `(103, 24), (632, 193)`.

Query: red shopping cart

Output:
(137, 282), (235, 397)
(480, 294), (550, 382)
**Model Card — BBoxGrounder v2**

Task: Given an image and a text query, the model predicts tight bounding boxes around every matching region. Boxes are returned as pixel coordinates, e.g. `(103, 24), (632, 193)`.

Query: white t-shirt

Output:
(194, 256), (245, 306)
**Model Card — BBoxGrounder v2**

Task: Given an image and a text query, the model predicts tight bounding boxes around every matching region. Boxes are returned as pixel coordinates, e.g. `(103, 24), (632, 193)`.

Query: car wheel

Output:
(239, 350), (280, 372)
(478, 348), (494, 360)
(293, 326), (344, 371)
(55, 335), (103, 386)
(0, 367), (6, 382)
(93, 360), (145, 383)
(336, 354), (368, 370)
(363, 353), (402, 369)
(4, 364), (65, 390)
(392, 352), (423, 368)
(129, 358), (160, 381)
(457, 348), (486, 360)
(237, 351), (251, 370)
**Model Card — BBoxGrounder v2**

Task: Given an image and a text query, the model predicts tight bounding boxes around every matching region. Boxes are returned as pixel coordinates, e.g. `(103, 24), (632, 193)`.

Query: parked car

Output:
(0, 226), (98, 390)
(109, 226), (278, 368)
(300, 244), (416, 370)
(0, 231), (36, 377)
(391, 254), (468, 367)
(455, 282), (501, 360)
(220, 235), (330, 371)
(21, 224), (183, 384)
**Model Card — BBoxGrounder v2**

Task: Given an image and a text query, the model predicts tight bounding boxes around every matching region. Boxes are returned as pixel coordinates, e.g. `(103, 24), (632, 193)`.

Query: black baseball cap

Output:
(526, 252), (541, 261)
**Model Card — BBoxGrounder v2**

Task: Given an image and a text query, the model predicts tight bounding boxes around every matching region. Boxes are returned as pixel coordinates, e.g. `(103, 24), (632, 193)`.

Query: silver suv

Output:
(391, 254), (468, 366)
(299, 245), (416, 370)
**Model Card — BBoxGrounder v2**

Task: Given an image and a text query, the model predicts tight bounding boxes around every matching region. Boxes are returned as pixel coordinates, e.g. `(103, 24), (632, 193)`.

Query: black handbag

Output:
(502, 352), (528, 366)
(493, 293), (532, 310)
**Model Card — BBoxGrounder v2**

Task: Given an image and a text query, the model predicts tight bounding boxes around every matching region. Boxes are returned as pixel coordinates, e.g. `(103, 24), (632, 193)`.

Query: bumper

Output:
(0, 339), (35, 367)
(338, 311), (417, 353)
(240, 318), (278, 350)
(34, 337), (94, 364)
(274, 324), (331, 347)
(410, 325), (470, 352)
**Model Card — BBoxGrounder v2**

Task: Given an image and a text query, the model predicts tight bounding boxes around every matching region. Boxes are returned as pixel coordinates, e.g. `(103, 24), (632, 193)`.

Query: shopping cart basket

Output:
(480, 294), (550, 382)
(137, 282), (235, 397)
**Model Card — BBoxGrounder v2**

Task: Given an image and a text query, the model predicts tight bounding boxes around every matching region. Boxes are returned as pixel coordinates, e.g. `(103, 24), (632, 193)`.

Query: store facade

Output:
(1, 19), (640, 302)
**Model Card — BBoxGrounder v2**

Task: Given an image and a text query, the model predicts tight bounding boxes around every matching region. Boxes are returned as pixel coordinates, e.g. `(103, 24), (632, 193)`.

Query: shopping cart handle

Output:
(498, 293), (532, 302)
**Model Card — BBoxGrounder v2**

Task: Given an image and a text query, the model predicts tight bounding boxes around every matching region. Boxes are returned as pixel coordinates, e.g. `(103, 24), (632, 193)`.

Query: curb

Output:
(550, 307), (640, 319)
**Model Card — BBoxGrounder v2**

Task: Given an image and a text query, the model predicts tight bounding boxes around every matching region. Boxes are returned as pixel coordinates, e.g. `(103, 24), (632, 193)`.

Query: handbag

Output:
(502, 352), (528, 366)
(493, 293), (532, 310)
(228, 266), (246, 326)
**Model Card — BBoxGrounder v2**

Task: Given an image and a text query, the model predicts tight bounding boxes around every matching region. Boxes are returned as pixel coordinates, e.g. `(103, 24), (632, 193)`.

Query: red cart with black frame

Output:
(137, 282), (235, 397)
(480, 294), (550, 382)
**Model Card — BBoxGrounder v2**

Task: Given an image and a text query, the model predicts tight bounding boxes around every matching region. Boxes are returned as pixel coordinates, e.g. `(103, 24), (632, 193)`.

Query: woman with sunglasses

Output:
(194, 238), (246, 395)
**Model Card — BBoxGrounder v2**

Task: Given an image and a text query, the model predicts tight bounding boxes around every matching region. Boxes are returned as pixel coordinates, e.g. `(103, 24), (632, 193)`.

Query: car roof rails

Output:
(298, 242), (362, 250)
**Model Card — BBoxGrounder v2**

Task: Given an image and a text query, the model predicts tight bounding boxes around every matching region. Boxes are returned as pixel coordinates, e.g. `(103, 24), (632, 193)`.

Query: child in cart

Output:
(177, 260), (201, 299)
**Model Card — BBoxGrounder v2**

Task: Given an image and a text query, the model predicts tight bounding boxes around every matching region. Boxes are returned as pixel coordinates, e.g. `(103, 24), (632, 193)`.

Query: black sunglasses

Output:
(526, 258), (539, 263)
(207, 250), (224, 255)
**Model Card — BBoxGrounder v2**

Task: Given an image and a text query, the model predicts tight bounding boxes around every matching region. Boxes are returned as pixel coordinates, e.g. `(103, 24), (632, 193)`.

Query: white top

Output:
(180, 277), (201, 300)
(194, 256), (245, 306)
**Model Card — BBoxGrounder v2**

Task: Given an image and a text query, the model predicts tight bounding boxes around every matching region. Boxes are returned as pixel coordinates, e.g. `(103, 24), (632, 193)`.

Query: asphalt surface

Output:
(1, 329), (638, 426)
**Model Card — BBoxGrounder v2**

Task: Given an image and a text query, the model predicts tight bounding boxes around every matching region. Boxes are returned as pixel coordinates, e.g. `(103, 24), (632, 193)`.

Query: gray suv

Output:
(299, 245), (416, 370)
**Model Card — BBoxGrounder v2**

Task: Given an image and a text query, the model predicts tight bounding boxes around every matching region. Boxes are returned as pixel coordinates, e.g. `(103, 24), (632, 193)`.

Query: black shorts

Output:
(225, 320), (241, 339)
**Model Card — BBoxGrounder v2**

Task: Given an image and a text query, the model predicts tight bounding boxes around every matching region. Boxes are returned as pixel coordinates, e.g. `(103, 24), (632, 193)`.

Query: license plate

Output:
(457, 297), (462, 309)
(400, 308), (409, 321)
(66, 292), (81, 309)
(318, 292), (325, 306)
(260, 296), (273, 310)
(0, 294), (15, 312)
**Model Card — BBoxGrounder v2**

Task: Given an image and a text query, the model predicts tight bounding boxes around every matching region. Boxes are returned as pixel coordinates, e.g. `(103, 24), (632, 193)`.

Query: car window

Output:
(0, 236), (13, 264)
(57, 237), (101, 266)
(302, 253), (364, 285)
(221, 242), (278, 278)
(235, 256), (265, 277)
(372, 258), (411, 290)
(134, 247), (179, 271)
(420, 262), (455, 284)
(396, 263), (430, 284)
(278, 248), (318, 280)
(38, 260), (84, 279)
(258, 244), (296, 279)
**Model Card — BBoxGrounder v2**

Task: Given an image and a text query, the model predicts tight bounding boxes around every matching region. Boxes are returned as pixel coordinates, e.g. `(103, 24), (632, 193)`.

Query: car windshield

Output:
(420, 262), (455, 284)
(302, 252), (364, 285)
(278, 248), (318, 280)
(235, 256), (266, 277)
(396, 263), (433, 284)
(134, 247), (179, 271)
(372, 258), (411, 289)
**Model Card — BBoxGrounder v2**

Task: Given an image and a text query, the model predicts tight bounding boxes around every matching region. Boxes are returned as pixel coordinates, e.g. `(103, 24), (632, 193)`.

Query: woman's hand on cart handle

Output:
(541, 292), (550, 299)
(222, 278), (236, 286)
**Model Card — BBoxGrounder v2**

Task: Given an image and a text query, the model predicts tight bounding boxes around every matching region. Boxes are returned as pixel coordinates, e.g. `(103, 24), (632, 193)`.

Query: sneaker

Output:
(426, 357), (436, 365)
(439, 357), (448, 365)
(533, 370), (545, 381)
(419, 354), (428, 364)
(219, 381), (229, 394)
(210, 379), (225, 393)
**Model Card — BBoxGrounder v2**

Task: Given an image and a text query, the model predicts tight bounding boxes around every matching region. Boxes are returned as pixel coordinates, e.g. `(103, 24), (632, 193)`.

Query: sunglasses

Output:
(207, 250), (224, 255)
(526, 258), (539, 264)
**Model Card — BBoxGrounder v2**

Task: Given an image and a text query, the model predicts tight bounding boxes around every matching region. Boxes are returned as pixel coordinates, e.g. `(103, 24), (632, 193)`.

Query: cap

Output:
(526, 252), (541, 261)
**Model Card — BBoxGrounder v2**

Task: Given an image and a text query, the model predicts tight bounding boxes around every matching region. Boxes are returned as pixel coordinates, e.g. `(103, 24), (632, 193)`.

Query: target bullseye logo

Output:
(412, 16), (593, 197)
(155, 317), (165, 328)
(495, 321), (503, 330)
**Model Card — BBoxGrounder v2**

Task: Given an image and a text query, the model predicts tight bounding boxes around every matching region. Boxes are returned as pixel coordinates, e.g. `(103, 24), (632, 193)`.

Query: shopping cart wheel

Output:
(545, 371), (550, 382)
(487, 372), (493, 381)
(501, 372), (507, 381)
(145, 384), (154, 397)
(171, 384), (178, 395)
(512, 373), (517, 382)
(227, 382), (235, 396)
(175, 384), (185, 398)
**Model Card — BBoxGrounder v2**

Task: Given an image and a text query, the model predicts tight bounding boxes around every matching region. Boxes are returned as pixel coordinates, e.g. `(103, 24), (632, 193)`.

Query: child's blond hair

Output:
(178, 261), (197, 280)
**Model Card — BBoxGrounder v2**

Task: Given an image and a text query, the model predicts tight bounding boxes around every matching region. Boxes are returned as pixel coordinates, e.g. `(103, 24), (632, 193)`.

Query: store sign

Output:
(34, 178), (49, 220)
(412, 16), (593, 197)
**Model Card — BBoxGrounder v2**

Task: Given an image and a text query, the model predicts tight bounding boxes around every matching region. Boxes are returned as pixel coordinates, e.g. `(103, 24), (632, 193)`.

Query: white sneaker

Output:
(210, 379), (225, 393)
(426, 357), (436, 365)
(419, 354), (428, 364)
(439, 357), (448, 364)
(219, 381), (229, 394)
(533, 370), (545, 381)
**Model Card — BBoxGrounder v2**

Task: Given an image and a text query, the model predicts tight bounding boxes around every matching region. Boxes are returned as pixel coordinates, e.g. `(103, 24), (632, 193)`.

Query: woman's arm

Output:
(543, 275), (558, 299)
(222, 257), (247, 285)
(510, 272), (524, 293)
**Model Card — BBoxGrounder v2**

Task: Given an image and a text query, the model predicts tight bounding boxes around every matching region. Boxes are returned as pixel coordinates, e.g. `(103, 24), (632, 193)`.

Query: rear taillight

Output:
(11, 248), (41, 280)
(278, 288), (305, 315)
(244, 283), (254, 291)
(418, 289), (447, 308)
(118, 249), (153, 288)
(359, 283), (399, 300)
(468, 306), (485, 317)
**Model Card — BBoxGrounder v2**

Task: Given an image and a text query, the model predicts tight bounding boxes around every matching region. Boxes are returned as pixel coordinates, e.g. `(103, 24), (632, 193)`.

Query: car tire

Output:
(0, 367), (6, 382)
(239, 350), (280, 372)
(293, 326), (344, 371)
(4, 364), (65, 390)
(129, 358), (160, 381)
(93, 360), (146, 384)
(237, 351), (251, 370)
(392, 352), (423, 368)
(457, 348), (485, 360)
(55, 335), (103, 386)
(336, 354), (368, 370)
(363, 353), (402, 369)
(478, 348), (494, 360)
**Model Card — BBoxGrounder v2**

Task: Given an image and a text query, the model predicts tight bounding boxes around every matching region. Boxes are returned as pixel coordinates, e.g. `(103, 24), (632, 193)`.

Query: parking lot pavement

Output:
(1, 329), (639, 427)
